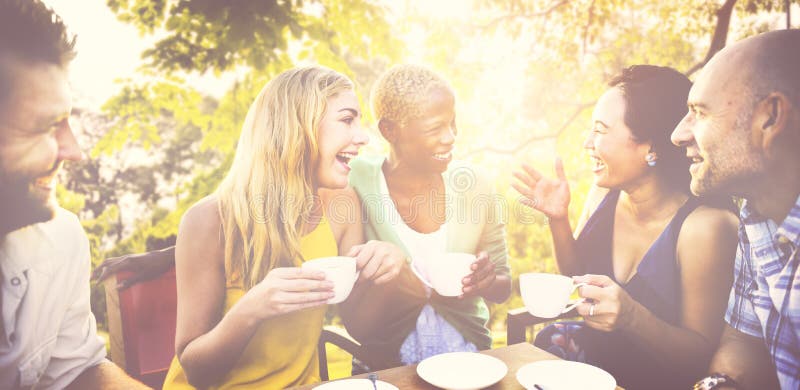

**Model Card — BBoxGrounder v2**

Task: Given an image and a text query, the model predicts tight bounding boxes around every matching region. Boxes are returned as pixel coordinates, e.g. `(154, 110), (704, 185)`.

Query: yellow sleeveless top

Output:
(162, 216), (338, 389)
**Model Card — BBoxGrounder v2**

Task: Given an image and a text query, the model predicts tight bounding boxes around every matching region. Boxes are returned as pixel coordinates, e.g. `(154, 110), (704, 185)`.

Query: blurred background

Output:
(43, 0), (797, 377)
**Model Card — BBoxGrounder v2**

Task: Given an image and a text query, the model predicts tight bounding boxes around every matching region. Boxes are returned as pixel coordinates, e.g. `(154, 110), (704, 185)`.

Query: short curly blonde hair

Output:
(371, 64), (453, 128)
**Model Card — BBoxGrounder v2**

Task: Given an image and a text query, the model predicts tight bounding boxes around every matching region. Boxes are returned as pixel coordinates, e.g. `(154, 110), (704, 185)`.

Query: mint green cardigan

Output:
(339, 155), (509, 369)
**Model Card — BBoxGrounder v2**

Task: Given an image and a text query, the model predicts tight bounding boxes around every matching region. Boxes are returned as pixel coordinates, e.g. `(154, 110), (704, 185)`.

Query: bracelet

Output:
(693, 373), (742, 390)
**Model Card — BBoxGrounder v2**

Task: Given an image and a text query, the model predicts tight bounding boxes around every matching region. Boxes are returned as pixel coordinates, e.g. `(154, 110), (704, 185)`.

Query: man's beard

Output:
(0, 175), (57, 236)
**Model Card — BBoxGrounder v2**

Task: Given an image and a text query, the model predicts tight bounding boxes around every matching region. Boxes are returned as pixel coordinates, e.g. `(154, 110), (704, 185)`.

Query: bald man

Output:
(672, 30), (800, 390)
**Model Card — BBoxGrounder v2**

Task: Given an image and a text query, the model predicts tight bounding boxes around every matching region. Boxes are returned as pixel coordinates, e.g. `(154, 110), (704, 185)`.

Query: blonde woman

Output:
(162, 67), (405, 389)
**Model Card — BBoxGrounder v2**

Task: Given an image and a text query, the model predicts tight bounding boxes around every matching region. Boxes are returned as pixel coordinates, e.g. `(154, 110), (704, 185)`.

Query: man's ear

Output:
(377, 118), (398, 143)
(754, 92), (792, 157)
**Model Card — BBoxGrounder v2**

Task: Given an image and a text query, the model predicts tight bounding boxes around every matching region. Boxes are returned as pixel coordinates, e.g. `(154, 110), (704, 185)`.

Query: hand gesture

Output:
(572, 274), (638, 332)
(348, 240), (406, 284)
(460, 251), (496, 298)
(512, 157), (571, 220)
(91, 247), (175, 290)
(243, 267), (335, 320)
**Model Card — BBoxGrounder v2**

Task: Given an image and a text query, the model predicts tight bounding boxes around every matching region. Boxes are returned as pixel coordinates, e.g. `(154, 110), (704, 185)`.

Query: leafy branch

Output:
(462, 101), (595, 157)
(686, 0), (738, 76)
(476, 0), (569, 30)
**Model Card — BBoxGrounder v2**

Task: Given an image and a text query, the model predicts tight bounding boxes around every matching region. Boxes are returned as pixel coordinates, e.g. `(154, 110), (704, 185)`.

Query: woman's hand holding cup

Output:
(573, 274), (640, 332)
(460, 251), (496, 298)
(348, 240), (406, 285)
(240, 267), (335, 320)
(520, 273), (587, 318)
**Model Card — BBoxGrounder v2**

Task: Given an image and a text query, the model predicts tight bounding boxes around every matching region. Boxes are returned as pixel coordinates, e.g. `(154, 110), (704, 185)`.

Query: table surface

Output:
(292, 343), (624, 389)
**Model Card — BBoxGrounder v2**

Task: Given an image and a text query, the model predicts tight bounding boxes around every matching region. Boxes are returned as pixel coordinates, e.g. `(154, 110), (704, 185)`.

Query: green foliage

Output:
(70, 0), (791, 346)
(94, 79), (212, 157)
(106, 0), (400, 74)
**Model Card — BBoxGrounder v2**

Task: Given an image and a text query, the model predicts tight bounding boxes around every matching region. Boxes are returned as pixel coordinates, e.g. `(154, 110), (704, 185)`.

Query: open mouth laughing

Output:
(687, 152), (704, 173)
(433, 151), (452, 162)
(335, 151), (357, 171)
(32, 162), (62, 191)
(590, 155), (606, 173)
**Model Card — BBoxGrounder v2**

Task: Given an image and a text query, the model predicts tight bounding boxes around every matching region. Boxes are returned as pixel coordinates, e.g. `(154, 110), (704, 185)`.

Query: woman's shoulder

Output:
(678, 203), (739, 252)
(178, 196), (223, 252)
(682, 203), (739, 231)
(182, 195), (221, 226)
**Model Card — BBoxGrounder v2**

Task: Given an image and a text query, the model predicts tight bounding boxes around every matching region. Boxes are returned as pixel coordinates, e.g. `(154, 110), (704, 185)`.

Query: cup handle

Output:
(410, 260), (434, 289)
(561, 282), (589, 313)
(571, 282), (588, 294)
(562, 298), (585, 314)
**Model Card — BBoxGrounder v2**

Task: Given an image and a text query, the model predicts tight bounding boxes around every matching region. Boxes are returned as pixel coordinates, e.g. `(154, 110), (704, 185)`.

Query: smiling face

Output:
(583, 87), (651, 189)
(314, 89), (369, 189)
(391, 87), (457, 174)
(0, 58), (81, 230)
(671, 50), (765, 197)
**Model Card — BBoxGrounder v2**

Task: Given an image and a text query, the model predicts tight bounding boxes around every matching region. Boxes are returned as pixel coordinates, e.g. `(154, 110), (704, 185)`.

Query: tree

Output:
(93, 0), (403, 251)
(106, 0), (400, 75)
(65, 0), (794, 346)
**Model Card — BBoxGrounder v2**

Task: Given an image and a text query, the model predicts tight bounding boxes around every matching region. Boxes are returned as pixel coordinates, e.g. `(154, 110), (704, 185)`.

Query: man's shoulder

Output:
(52, 207), (84, 228)
(32, 208), (89, 265)
(43, 207), (88, 241)
(4, 208), (86, 250)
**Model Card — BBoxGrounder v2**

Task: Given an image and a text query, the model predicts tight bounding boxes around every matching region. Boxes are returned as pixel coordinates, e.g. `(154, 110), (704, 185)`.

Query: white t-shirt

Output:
(378, 171), (477, 364)
(377, 169), (447, 277)
(0, 208), (106, 389)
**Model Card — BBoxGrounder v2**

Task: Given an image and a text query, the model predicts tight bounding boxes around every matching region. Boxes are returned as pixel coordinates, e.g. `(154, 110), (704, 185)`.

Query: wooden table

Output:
(293, 343), (623, 389)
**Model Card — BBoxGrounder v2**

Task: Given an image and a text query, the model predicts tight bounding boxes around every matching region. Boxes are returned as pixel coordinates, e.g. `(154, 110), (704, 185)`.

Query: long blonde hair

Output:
(217, 66), (354, 290)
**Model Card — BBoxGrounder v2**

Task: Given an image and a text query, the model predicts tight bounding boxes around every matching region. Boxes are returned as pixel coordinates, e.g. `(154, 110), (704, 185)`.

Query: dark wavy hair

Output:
(609, 65), (692, 192)
(0, 0), (76, 106)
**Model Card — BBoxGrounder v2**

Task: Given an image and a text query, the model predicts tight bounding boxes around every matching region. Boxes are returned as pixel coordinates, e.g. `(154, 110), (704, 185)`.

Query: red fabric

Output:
(117, 267), (177, 388)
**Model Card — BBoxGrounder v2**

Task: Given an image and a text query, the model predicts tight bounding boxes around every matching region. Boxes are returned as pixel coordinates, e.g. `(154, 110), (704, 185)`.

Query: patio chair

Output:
(317, 325), (369, 381)
(103, 264), (177, 388)
(506, 307), (578, 345)
(102, 249), (369, 388)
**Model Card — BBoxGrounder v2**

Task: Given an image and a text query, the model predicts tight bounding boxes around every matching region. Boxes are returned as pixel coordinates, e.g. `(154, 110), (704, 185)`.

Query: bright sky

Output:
(42, 0), (148, 108)
(42, 0), (236, 109)
(39, 0), (482, 110)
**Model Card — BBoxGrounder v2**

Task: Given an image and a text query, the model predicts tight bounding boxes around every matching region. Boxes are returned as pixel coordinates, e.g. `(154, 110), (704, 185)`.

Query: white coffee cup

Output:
(519, 273), (587, 318)
(411, 252), (477, 297)
(301, 256), (358, 304)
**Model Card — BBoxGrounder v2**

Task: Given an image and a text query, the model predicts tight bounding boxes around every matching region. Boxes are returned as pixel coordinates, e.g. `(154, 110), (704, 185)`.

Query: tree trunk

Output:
(686, 0), (738, 76)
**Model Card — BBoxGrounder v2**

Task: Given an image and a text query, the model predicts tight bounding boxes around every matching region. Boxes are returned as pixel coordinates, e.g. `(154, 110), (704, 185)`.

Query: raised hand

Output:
(241, 267), (335, 320)
(512, 157), (571, 220)
(461, 251), (496, 297)
(348, 240), (407, 285)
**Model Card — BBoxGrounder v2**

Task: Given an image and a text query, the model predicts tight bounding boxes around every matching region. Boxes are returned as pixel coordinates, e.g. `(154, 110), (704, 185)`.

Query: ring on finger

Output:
(589, 303), (596, 317)
(531, 197), (539, 207)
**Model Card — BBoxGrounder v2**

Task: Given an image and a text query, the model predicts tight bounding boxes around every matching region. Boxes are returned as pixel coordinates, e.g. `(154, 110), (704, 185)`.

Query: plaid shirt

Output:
(726, 195), (800, 390)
